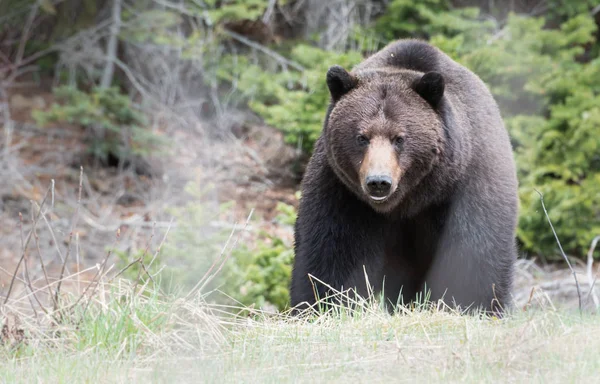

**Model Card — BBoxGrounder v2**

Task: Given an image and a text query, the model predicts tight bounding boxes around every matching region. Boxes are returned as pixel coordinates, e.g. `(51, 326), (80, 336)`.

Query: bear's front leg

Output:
(422, 184), (517, 315)
(289, 161), (386, 312)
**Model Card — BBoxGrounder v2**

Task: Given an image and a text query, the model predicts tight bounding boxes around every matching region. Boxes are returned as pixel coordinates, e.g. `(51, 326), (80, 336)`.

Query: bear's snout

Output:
(365, 175), (392, 199)
(358, 136), (401, 203)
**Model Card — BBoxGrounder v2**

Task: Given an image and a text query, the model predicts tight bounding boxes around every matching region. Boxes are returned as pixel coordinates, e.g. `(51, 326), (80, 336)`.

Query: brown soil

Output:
(0, 83), (300, 299)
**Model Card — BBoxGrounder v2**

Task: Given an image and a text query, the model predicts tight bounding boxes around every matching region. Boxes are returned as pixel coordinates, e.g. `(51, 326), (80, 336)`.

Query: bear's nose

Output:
(365, 175), (392, 198)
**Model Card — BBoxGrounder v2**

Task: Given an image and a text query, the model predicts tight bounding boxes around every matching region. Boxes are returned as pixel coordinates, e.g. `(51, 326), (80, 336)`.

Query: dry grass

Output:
(3, 290), (598, 384)
(1, 261), (599, 384)
(0, 172), (226, 383)
(0, 270), (228, 383)
(187, 308), (598, 383)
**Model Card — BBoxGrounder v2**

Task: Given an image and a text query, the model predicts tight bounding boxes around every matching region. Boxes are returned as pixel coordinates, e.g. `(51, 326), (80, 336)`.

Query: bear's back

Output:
(352, 40), (490, 108)
(353, 39), (445, 74)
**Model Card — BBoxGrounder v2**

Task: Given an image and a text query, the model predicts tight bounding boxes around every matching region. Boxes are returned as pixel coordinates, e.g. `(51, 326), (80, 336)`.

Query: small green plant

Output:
(220, 199), (296, 312)
(274, 192), (300, 226)
(69, 282), (173, 355)
(33, 86), (167, 163)
(224, 235), (294, 311)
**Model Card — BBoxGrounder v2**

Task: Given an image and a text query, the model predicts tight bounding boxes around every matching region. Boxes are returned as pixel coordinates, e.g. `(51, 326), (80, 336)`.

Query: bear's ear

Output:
(326, 65), (357, 102)
(413, 71), (445, 107)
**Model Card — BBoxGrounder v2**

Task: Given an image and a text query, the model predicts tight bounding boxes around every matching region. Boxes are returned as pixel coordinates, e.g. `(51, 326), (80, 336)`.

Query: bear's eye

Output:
(356, 135), (370, 147)
(394, 136), (405, 149)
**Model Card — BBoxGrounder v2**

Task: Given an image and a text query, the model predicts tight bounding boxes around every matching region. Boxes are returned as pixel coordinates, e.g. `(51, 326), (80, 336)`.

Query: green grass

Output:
(2, 282), (599, 384)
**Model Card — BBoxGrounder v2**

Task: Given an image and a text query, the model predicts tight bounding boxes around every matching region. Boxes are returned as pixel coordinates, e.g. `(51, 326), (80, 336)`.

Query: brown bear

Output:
(290, 39), (519, 315)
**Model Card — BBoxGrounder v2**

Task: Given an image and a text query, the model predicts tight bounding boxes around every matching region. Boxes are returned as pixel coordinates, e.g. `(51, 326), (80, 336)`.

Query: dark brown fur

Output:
(290, 39), (519, 315)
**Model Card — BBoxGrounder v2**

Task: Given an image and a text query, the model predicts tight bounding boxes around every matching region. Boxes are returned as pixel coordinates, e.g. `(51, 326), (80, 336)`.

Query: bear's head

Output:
(324, 65), (446, 214)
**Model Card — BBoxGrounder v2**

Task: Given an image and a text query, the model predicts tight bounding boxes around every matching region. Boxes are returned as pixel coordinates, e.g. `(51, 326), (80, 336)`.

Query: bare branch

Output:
(72, 228), (121, 318)
(222, 29), (305, 72)
(53, 167), (84, 311)
(78, 249), (118, 320)
(147, 217), (173, 269)
(3, 185), (51, 305)
(32, 208), (57, 309)
(535, 189), (582, 314)
(14, 0), (39, 67)
(19, 212), (40, 318)
(262, 0), (278, 24)
(0, 86), (13, 152)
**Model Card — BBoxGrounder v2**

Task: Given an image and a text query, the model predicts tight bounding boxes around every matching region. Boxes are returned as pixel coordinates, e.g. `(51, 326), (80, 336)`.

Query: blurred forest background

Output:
(1, 0), (599, 312)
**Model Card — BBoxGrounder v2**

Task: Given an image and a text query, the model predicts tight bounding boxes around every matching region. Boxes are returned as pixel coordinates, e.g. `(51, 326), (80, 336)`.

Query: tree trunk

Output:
(100, 0), (121, 89)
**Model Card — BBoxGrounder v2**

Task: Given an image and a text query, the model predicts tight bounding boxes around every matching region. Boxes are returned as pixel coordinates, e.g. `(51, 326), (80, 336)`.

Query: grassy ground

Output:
(145, 308), (599, 384)
(2, 281), (598, 384)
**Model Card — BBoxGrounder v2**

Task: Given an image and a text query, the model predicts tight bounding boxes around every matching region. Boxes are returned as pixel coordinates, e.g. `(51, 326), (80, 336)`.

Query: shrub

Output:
(375, 0), (494, 45)
(449, 14), (600, 257)
(226, 45), (363, 153)
(33, 86), (167, 163)
(221, 198), (298, 311)
(223, 235), (294, 311)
